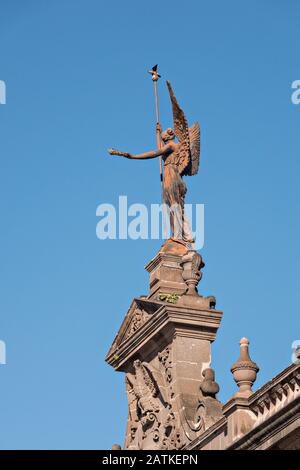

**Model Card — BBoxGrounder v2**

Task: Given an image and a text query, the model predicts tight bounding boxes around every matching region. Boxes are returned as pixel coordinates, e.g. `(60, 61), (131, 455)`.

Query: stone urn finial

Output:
(111, 443), (121, 450)
(230, 338), (259, 398)
(181, 251), (205, 296)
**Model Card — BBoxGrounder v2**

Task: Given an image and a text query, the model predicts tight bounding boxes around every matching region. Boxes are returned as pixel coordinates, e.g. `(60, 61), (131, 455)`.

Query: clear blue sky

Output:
(0, 0), (299, 449)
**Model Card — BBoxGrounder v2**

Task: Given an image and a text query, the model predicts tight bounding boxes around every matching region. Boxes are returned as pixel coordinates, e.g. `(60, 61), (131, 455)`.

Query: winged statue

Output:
(109, 80), (200, 246)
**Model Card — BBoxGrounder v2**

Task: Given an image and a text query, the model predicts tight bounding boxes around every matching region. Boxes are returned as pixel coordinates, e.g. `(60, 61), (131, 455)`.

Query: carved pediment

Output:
(106, 298), (161, 358)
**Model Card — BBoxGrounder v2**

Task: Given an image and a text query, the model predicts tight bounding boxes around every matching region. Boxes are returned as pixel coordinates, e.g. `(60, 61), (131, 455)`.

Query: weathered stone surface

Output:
(106, 242), (300, 450)
(106, 245), (224, 449)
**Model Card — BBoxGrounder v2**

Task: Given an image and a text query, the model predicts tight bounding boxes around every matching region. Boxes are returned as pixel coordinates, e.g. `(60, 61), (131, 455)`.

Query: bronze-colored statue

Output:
(108, 73), (200, 247)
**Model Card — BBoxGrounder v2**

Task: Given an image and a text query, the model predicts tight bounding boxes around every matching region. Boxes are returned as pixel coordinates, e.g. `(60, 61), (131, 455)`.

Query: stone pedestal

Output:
(145, 239), (188, 300)
(106, 240), (223, 449)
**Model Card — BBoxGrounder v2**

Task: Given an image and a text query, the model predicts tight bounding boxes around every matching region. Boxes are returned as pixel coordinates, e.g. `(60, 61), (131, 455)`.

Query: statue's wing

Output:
(166, 81), (191, 175)
(183, 122), (200, 176)
(142, 362), (169, 405)
(126, 372), (141, 400)
(140, 362), (159, 397)
(125, 375), (139, 422)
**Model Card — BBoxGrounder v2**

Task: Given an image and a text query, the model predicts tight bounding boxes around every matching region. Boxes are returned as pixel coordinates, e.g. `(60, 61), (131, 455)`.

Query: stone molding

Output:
(106, 302), (223, 371)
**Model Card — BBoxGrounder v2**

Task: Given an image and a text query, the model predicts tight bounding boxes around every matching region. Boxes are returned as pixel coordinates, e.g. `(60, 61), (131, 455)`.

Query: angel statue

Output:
(108, 80), (200, 248)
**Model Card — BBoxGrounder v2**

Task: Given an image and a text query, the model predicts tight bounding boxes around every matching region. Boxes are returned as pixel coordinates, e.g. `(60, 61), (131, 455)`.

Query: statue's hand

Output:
(108, 148), (118, 155)
(108, 148), (132, 159)
(156, 123), (162, 133)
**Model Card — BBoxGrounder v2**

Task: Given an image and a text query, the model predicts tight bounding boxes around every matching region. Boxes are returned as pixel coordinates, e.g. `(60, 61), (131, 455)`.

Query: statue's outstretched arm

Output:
(108, 144), (171, 160)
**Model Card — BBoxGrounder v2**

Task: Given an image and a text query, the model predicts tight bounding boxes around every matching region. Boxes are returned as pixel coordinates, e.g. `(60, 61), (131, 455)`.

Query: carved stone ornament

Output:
(193, 368), (223, 432)
(231, 338), (259, 398)
(124, 358), (182, 450)
(181, 250), (205, 295)
(124, 308), (150, 340)
(200, 368), (220, 398)
(158, 346), (174, 398)
(106, 299), (161, 360)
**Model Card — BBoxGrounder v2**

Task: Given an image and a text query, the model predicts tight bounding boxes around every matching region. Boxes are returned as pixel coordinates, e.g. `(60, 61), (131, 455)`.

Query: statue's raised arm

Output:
(108, 144), (172, 160)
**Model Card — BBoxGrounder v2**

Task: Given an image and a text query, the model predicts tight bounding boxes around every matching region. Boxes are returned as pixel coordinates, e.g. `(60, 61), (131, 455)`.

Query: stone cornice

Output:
(106, 303), (223, 370)
(248, 362), (300, 432)
(145, 252), (183, 273)
(223, 396), (251, 415)
(249, 362), (300, 407)
(228, 395), (300, 449)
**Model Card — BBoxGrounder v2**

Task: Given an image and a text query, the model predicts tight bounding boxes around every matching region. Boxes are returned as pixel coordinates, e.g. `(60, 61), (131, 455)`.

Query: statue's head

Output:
(133, 359), (141, 369)
(161, 128), (175, 143)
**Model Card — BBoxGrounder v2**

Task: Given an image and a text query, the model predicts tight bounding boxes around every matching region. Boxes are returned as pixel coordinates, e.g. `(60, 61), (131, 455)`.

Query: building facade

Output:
(106, 240), (300, 450)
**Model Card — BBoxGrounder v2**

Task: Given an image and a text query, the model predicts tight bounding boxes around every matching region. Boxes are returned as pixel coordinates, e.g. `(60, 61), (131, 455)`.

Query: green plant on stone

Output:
(158, 292), (180, 304)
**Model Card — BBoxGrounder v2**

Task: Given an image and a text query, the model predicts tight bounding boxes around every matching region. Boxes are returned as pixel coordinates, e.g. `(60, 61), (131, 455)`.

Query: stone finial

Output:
(200, 368), (220, 398)
(196, 367), (223, 430)
(230, 338), (259, 398)
(111, 443), (121, 450)
(181, 251), (205, 296)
